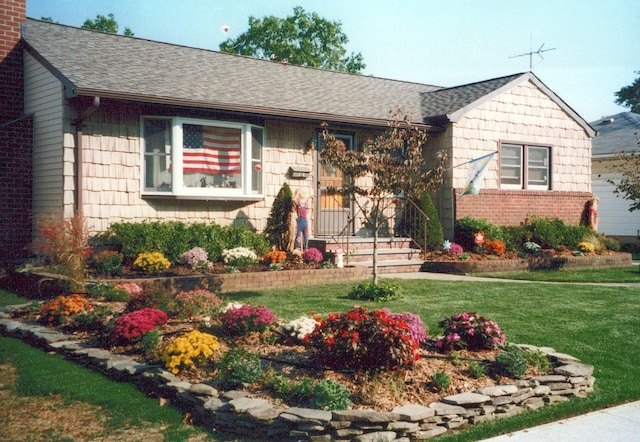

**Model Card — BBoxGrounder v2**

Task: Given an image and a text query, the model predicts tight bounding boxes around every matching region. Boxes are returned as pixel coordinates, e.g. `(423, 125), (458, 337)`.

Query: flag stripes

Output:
(183, 124), (242, 174)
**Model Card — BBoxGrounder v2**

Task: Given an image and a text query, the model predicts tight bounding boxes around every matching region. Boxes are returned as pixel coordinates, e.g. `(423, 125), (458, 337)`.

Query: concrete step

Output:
(346, 247), (422, 263)
(352, 259), (425, 274)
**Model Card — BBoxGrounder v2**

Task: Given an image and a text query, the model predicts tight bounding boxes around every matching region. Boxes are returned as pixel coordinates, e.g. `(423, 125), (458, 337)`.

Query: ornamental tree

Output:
(219, 6), (365, 73)
(607, 134), (640, 212)
(320, 109), (446, 284)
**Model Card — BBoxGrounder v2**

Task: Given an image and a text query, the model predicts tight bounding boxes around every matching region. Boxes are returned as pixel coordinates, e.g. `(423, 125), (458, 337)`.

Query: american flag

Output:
(183, 124), (241, 174)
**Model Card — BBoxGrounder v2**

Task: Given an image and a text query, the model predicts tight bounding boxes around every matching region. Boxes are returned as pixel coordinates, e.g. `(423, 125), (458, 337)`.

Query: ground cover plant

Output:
(2, 271), (639, 441)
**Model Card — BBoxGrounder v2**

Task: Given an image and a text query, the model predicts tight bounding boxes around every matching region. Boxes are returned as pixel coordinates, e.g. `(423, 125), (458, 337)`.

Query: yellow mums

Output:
(133, 251), (171, 274)
(161, 330), (220, 374)
(577, 241), (595, 253)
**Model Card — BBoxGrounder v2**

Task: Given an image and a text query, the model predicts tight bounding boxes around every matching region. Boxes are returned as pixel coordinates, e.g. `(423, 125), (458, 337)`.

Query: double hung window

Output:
(142, 117), (263, 199)
(500, 143), (550, 190)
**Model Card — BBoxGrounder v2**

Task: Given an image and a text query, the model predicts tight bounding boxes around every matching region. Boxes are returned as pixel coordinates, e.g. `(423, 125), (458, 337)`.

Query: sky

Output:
(26, 0), (639, 123)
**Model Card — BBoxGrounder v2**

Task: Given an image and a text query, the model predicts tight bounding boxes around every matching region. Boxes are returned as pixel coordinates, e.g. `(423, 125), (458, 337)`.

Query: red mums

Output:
(305, 306), (420, 371)
(110, 308), (168, 344)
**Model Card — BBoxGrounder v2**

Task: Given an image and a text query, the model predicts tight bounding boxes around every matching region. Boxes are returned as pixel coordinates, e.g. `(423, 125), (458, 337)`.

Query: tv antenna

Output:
(509, 42), (556, 70)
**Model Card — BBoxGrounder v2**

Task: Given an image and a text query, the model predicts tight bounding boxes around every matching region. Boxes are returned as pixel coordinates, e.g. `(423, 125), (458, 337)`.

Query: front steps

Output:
(309, 237), (424, 274)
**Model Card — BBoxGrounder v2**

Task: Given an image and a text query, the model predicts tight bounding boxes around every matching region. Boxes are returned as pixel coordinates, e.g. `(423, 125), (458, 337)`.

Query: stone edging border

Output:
(0, 307), (595, 442)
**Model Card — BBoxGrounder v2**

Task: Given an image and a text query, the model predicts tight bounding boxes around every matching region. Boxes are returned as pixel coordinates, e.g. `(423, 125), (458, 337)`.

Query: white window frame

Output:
(141, 117), (263, 200)
(500, 143), (551, 191)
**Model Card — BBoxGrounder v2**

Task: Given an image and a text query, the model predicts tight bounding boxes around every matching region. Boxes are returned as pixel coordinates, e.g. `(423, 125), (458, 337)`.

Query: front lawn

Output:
(475, 265), (640, 283)
(2, 276), (639, 441)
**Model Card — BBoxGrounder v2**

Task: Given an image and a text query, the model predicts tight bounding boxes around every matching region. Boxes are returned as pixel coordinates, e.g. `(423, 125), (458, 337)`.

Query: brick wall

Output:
(0, 0), (33, 261)
(0, 0), (26, 117)
(455, 189), (593, 226)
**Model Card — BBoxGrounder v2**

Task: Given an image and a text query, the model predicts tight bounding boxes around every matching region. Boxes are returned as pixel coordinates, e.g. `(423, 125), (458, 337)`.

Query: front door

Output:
(316, 133), (353, 236)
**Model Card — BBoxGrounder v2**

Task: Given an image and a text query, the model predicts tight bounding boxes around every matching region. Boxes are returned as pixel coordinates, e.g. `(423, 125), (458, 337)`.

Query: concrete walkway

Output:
(481, 401), (640, 441)
(384, 270), (640, 441)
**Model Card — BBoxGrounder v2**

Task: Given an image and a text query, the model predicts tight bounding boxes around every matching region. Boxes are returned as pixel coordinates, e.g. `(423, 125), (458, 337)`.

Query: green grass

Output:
(2, 274), (640, 441)
(0, 336), (214, 441)
(223, 277), (640, 440)
(475, 265), (640, 283)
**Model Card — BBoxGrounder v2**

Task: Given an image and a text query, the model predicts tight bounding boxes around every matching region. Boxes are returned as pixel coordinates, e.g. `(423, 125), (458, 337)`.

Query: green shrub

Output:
(467, 360), (486, 379)
(90, 250), (124, 276)
(397, 191), (443, 251)
(264, 374), (351, 410)
(524, 216), (592, 250)
(309, 379), (352, 411)
(264, 183), (294, 251)
(105, 221), (269, 264)
(348, 280), (402, 302)
(216, 347), (263, 389)
(454, 217), (505, 251)
(430, 371), (451, 392)
(522, 349), (551, 373)
(494, 345), (528, 379)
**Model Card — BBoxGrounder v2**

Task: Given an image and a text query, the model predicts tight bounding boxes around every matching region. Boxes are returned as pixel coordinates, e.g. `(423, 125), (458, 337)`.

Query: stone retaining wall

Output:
(421, 252), (631, 275)
(0, 308), (595, 442)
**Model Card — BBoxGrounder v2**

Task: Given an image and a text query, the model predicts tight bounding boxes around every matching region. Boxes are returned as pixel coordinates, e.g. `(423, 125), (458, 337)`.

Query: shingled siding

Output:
(450, 81), (591, 193)
(432, 80), (592, 234)
(64, 101), (379, 235)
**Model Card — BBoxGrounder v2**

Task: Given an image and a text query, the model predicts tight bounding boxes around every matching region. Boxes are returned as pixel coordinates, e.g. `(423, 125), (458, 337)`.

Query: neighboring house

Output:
(590, 112), (640, 243)
(0, 1), (596, 260)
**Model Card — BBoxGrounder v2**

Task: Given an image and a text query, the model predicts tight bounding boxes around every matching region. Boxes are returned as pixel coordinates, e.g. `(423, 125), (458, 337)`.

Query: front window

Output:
(142, 117), (263, 198)
(500, 143), (550, 190)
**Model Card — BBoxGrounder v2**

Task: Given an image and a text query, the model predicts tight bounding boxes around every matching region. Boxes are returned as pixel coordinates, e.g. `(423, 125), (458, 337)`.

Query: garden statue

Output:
(335, 247), (344, 268)
(294, 189), (310, 251)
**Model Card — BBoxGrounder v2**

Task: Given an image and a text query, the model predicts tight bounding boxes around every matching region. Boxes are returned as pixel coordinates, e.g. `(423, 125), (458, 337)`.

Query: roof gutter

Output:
(71, 96), (100, 218)
(70, 88), (437, 131)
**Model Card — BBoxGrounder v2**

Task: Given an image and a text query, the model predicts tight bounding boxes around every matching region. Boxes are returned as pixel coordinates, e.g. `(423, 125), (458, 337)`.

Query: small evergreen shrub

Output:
(264, 183), (294, 251)
(436, 312), (506, 352)
(494, 345), (528, 379)
(455, 217), (505, 251)
(161, 330), (220, 374)
(216, 347), (263, 389)
(430, 371), (451, 392)
(397, 191), (444, 251)
(133, 252), (171, 274)
(522, 349), (552, 373)
(304, 306), (419, 371)
(348, 280), (402, 302)
(126, 289), (177, 314)
(219, 304), (277, 335)
(467, 360), (486, 379)
(90, 250), (124, 276)
(110, 308), (169, 345)
(309, 379), (352, 411)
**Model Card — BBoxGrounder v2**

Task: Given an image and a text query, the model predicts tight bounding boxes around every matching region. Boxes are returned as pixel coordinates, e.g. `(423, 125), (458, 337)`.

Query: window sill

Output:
(142, 193), (264, 202)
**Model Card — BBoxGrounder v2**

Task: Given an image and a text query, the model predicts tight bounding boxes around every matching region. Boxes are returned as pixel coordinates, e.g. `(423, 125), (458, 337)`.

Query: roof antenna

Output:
(509, 39), (556, 70)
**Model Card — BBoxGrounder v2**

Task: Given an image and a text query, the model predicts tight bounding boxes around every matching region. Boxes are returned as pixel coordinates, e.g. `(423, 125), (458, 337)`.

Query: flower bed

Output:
(421, 251), (632, 275)
(0, 309), (595, 442)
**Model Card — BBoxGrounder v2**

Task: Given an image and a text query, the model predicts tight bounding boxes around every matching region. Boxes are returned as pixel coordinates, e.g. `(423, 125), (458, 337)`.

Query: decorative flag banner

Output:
(183, 124), (242, 174)
(461, 152), (496, 196)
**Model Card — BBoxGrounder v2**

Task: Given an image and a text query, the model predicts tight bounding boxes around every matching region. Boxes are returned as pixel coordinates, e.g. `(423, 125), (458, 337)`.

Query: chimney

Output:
(0, 0), (27, 119)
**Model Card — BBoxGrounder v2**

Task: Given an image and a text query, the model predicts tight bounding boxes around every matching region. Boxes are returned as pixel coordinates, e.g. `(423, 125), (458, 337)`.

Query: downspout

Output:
(72, 96), (100, 218)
